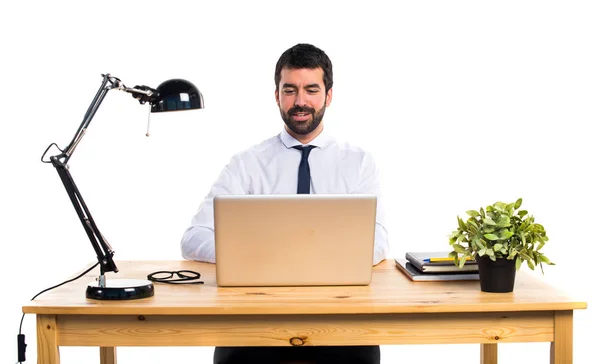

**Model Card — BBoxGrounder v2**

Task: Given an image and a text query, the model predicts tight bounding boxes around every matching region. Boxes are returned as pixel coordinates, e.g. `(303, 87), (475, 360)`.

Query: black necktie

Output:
(292, 145), (316, 194)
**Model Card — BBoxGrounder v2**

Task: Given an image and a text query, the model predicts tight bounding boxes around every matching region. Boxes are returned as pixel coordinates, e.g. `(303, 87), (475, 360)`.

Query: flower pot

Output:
(476, 255), (516, 293)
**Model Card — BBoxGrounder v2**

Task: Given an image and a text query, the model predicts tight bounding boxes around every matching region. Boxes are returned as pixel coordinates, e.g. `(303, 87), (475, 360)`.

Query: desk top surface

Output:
(22, 260), (587, 315)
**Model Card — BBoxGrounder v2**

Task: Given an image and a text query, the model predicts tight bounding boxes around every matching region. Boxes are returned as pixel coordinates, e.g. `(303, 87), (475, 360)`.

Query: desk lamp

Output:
(41, 73), (204, 300)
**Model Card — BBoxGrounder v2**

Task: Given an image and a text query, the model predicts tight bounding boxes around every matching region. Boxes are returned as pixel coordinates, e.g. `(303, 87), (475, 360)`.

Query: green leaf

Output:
(483, 226), (496, 233)
(457, 216), (467, 231)
(520, 232), (527, 244)
(499, 230), (514, 240)
(516, 256), (522, 270)
(452, 244), (466, 253)
(494, 202), (507, 212)
(506, 203), (515, 217)
(484, 233), (499, 240)
(493, 243), (503, 252)
(483, 218), (497, 226)
(515, 198), (522, 209)
(497, 215), (511, 228)
(466, 210), (479, 217)
(475, 238), (485, 250)
(519, 251), (532, 261)
(538, 254), (552, 264)
(518, 210), (528, 217)
(480, 208), (486, 218)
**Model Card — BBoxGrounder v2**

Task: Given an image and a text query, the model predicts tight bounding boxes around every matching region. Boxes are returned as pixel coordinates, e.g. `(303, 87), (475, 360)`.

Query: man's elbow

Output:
(180, 238), (197, 261)
(180, 229), (216, 263)
(372, 246), (388, 266)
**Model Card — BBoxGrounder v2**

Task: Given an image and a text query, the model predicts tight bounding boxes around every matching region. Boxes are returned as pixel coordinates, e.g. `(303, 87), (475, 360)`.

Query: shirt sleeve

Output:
(180, 156), (247, 263)
(356, 151), (390, 266)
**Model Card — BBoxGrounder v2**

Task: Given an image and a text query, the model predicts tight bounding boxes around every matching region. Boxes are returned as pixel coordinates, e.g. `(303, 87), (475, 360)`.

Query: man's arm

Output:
(180, 157), (247, 263)
(356, 151), (390, 265)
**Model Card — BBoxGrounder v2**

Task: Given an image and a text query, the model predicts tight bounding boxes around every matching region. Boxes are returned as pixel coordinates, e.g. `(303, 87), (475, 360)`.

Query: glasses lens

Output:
(177, 270), (198, 279)
(152, 271), (174, 280)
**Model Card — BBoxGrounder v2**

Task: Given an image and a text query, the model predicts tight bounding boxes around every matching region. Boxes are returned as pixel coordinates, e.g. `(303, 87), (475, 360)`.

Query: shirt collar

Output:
(279, 127), (333, 149)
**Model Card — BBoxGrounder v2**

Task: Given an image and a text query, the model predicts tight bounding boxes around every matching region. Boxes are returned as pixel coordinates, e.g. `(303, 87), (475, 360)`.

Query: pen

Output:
(424, 257), (472, 263)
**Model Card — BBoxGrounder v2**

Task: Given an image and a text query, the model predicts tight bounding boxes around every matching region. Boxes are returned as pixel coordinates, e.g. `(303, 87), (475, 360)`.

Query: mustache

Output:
(288, 106), (315, 116)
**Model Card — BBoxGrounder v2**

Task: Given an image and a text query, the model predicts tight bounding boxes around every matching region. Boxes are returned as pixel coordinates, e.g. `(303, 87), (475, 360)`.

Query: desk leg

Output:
(100, 347), (117, 364)
(550, 310), (573, 364)
(36, 315), (60, 364)
(480, 343), (498, 364)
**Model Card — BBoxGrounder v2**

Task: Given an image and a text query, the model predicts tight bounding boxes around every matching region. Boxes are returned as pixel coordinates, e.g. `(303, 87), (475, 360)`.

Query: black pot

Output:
(476, 255), (516, 293)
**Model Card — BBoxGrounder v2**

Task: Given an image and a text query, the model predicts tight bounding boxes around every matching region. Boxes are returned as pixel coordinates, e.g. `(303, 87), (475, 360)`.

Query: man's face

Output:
(275, 67), (332, 137)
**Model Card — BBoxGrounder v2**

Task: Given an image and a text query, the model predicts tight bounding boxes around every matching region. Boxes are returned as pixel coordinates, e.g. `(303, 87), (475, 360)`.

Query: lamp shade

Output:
(151, 79), (204, 113)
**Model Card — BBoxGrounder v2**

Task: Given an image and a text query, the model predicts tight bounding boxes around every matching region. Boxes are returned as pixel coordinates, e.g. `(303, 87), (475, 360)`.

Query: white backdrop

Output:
(1, 1), (598, 363)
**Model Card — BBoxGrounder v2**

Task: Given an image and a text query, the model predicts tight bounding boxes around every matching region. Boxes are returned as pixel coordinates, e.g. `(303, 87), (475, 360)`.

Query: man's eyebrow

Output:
(281, 83), (322, 89)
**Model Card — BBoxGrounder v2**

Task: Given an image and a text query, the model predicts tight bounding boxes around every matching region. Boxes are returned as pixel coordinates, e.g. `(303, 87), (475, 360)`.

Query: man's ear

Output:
(275, 90), (280, 107)
(325, 88), (333, 107)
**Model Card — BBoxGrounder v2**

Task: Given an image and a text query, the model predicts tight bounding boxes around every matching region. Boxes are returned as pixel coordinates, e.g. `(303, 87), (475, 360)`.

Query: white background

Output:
(1, 1), (598, 363)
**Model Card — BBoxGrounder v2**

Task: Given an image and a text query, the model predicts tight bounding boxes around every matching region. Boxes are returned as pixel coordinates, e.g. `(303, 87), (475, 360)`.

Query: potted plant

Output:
(448, 198), (554, 292)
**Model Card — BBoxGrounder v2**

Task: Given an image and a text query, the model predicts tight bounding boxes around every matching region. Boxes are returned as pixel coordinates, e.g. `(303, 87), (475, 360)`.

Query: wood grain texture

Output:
(36, 315), (60, 364)
(56, 311), (554, 347)
(100, 347), (116, 364)
(480, 343), (498, 364)
(22, 260), (587, 316)
(551, 310), (573, 364)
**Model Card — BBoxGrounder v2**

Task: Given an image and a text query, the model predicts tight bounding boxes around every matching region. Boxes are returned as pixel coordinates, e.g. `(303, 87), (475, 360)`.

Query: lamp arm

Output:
(41, 74), (157, 279)
(61, 74), (157, 163)
(49, 157), (118, 276)
(40, 74), (121, 278)
(62, 74), (114, 163)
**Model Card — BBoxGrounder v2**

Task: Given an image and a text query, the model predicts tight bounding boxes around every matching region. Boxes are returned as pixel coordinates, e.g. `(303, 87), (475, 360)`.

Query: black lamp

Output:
(41, 74), (204, 300)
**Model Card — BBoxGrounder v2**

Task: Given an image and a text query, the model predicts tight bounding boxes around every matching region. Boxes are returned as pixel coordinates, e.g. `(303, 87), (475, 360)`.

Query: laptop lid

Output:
(214, 194), (376, 287)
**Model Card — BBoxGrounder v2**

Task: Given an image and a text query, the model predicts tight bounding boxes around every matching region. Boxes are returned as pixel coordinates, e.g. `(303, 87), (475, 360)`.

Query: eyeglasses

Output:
(147, 270), (204, 284)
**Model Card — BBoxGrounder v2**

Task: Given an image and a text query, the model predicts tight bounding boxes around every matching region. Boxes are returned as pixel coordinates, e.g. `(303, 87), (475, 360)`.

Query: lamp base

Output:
(86, 279), (154, 300)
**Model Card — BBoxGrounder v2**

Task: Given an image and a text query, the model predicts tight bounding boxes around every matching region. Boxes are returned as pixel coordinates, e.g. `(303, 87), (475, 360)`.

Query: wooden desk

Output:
(23, 260), (586, 364)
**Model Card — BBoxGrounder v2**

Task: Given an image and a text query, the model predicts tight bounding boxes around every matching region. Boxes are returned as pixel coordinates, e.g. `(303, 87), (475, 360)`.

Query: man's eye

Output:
(307, 89), (319, 94)
(283, 89), (295, 94)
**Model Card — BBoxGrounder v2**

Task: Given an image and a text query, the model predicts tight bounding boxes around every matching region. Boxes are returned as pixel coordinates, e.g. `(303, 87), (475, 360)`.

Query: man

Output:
(181, 43), (389, 364)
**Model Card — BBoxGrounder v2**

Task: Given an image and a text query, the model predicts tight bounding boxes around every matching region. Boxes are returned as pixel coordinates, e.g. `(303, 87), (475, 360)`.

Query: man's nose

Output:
(294, 91), (307, 107)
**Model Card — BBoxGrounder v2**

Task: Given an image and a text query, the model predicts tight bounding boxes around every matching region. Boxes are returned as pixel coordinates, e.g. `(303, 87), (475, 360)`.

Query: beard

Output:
(280, 101), (326, 135)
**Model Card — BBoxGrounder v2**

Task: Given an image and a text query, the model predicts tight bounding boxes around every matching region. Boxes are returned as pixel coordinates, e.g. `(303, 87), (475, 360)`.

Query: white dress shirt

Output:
(181, 128), (389, 265)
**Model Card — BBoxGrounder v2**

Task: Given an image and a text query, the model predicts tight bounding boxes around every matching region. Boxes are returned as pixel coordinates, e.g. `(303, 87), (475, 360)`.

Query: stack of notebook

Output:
(395, 251), (480, 281)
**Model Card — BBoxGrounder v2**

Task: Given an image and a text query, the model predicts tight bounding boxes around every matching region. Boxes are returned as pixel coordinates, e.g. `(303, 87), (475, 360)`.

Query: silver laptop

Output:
(214, 194), (377, 287)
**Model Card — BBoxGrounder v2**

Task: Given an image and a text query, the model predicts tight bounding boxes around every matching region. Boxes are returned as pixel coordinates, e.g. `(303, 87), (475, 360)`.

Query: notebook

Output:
(405, 251), (479, 273)
(395, 257), (480, 282)
(213, 194), (377, 287)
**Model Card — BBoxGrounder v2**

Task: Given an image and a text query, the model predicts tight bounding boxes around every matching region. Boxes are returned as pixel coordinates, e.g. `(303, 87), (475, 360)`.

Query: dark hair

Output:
(274, 43), (333, 93)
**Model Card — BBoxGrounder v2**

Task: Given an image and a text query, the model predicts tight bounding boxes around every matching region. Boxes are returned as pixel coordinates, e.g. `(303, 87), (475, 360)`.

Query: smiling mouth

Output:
(292, 112), (310, 121)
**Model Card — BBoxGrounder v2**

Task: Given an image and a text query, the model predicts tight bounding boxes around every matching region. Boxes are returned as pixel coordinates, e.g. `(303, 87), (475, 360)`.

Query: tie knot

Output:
(293, 145), (316, 160)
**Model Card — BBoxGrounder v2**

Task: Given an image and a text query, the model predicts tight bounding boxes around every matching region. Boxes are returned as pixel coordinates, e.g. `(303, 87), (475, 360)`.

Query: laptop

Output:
(214, 194), (377, 287)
